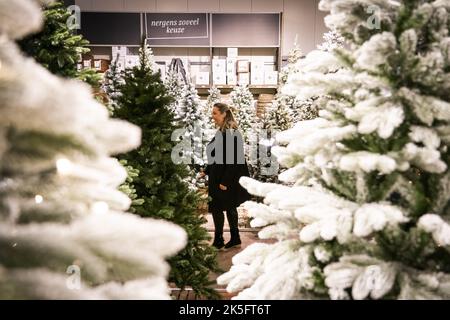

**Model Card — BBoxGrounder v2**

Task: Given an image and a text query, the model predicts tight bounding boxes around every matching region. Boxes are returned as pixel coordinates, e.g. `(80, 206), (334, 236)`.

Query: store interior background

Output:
(73, 0), (327, 55)
(69, 0), (328, 99)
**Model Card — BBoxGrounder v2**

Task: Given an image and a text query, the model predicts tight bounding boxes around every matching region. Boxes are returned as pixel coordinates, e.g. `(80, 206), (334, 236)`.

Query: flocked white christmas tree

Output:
(203, 86), (219, 143)
(231, 85), (256, 136)
(177, 83), (211, 189)
(102, 54), (123, 113)
(276, 28), (345, 125)
(207, 86), (221, 109)
(218, 0), (450, 300)
(317, 29), (346, 52)
(275, 39), (316, 125)
(279, 36), (303, 85)
(164, 69), (187, 120)
(264, 102), (293, 133)
(0, 0), (186, 299)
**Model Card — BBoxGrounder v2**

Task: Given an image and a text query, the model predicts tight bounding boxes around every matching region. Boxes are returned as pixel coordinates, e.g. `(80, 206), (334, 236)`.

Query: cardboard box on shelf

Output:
(213, 72), (227, 85)
(227, 47), (238, 58)
(237, 60), (249, 73)
(125, 55), (139, 69)
(226, 58), (236, 76)
(196, 72), (210, 85)
(212, 59), (226, 74)
(93, 59), (109, 72)
(264, 71), (278, 85)
(251, 72), (264, 85)
(83, 59), (92, 69)
(238, 73), (250, 85)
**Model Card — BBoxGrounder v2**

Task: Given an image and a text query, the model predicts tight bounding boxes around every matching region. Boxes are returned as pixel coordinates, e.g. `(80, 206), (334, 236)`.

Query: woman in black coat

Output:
(201, 103), (251, 250)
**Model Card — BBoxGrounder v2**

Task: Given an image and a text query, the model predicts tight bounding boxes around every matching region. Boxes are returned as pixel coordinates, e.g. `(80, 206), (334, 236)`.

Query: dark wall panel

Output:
(211, 14), (280, 47)
(79, 12), (141, 45)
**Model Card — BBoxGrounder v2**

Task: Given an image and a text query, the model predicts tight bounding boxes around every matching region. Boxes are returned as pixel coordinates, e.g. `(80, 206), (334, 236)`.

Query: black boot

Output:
(225, 208), (241, 249)
(212, 234), (225, 250)
(211, 211), (225, 250)
(224, 230), (241, 249)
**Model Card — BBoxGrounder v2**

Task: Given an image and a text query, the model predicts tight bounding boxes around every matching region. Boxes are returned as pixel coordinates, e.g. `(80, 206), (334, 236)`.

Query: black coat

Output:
(205, 129), (251, 212)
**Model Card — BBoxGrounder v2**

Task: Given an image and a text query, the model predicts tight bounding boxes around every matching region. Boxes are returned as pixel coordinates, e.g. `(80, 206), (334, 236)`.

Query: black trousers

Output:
(211, 207), (240, 241)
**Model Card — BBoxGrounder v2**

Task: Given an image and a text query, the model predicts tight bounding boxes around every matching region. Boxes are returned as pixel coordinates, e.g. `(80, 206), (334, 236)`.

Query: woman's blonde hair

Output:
(213, 102), (238, 131)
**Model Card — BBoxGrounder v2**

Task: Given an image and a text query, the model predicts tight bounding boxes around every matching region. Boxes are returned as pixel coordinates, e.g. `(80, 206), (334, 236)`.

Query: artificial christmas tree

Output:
(265, 102), (293, 133)
(231, 85), (257, 138)
(204, 86), (220, 138)
(118, 159), (145, 213)
(165, 68), (187, 119)
(230, 85), (259, 178)
(0, 0), (186, 299)
(18, 0), (101, 88)
(275, 40), (317, 124)
(177, 82), (211, 189)
(112, 44), (219, 298)
(277, 29), (345, 125)
(204, 86), (221, 131)
(279, 39), (303, 85)
(218, 0), (450, 300)
(317, 29), (346, 52)
(256, 102), (292, 183)
(207, 86), (221, 108)
(102, 54), (123, 113)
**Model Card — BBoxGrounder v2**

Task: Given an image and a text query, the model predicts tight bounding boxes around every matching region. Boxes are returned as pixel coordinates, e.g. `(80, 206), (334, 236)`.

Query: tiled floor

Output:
(171, 213), (268, 300)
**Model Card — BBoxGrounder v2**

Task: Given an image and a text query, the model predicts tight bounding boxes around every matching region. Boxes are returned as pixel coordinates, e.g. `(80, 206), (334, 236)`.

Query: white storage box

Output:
(227, 74), (237, 85)
(264, 71), (278, 85)
(112, 46), (127, 59)
(251, 72), (264, 85)
(116, 58), (126, 72)
(238, 73), (250, 85)
(251, 60), (265, 74)
(212, 59), (226, 74)
(226, 58), (236, 76)
(125, 55), (139, 69)
(196, 72), (210, 85)
(227, 47), (238, 58)
(156, 63), (166, 81)
(213, 72), (227, 85)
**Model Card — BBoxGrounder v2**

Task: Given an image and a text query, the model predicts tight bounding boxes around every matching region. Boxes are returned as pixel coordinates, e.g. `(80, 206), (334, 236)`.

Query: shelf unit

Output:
(81, 12), (282, 96)
(195, 84), (278, 96)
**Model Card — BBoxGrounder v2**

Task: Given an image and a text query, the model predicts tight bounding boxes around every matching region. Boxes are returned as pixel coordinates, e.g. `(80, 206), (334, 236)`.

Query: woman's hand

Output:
(219, 184), (227, 191)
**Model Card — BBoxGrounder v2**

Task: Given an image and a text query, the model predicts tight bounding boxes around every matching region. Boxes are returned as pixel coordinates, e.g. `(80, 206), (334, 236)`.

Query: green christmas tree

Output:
(218, 0), (450, 300)
(18, 0), (101, 88)
(113, 43), (219, 298)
